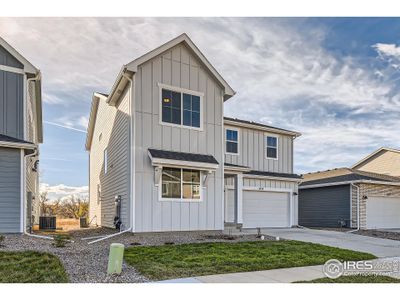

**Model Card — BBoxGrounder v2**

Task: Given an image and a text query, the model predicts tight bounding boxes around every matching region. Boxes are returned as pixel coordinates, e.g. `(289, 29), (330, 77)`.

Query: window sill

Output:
(159, 121), (204, 132)
(226, 152), (239, 156)
(159, 198), (202, 203)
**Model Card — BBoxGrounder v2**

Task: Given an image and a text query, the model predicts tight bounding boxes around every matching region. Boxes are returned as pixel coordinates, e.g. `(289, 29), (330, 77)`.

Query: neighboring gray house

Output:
(299, 168), (400, 229)
(86, 33), (301, 232)
(0, 37), (43, 233)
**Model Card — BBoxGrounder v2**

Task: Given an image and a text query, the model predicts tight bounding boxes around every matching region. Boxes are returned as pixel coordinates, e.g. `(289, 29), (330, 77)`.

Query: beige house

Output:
(86, 33), (301, 233)
(352, 147), (400, 177)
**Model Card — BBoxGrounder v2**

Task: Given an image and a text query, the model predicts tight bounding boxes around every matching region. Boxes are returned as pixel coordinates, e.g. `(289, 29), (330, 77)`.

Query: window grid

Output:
(226, 129), (239, 154)
(265, 136), (278, 159)
(161, 167), (201, 201)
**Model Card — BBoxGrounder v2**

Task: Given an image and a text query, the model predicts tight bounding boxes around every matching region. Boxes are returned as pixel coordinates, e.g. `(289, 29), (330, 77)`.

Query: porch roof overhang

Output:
(224, 163), (251, 173)
(148, 148), (219, 171)
(244, 170), (303, 182)
(0, 134), (36, 151)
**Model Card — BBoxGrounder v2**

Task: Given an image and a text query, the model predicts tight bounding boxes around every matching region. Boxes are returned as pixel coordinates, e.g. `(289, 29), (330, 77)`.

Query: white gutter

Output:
(348, 183), (360, 233)
(299, 179), (400, 189)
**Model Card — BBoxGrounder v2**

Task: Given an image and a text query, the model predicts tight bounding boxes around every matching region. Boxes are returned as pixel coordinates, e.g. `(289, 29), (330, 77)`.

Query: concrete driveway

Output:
(261, 228), (400, 258)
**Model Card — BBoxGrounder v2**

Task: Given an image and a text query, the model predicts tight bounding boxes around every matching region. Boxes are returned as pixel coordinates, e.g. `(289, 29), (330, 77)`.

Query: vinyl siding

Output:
(224, 127), (293, 173)
(354, 150), (400, 177)
(299, 185), (351, 228)
(0, 70), (24, 139)
(0, 147), (21, 233)
(0, 45), (24, 69)
(133, 43), (224, 232)
(88, 89), (131, 228)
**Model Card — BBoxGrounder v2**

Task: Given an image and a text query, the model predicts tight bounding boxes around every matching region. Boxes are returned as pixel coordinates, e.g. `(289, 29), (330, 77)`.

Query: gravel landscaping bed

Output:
(354, 230), (400, 241)
(0, 229), (266, 283)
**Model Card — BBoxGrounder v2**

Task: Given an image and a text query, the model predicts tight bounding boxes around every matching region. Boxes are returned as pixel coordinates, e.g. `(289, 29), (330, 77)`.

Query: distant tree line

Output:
(40, 192), (89, 219)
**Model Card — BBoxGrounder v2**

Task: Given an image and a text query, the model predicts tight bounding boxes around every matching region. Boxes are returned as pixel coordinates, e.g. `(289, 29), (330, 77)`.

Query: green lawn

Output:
(124, 240), (376, 280)
(298, 275), (400, 283)
(0, 251), (68, 283)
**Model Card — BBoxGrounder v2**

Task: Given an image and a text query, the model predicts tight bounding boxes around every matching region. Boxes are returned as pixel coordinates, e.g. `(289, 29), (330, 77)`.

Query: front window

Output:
(226, 129), (239, 154)
(265, 136), (278, 159)
(162, 167), (201, 201)
(161, 88), (201, 128)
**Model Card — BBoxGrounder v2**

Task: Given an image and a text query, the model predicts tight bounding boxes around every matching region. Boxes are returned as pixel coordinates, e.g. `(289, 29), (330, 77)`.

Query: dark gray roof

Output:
(96, 92), (109, 97)
(0, 134), (33, 145)
(301, 168), (400, 186)
(148, 148), (219, 165)
(245, 170), (302, 179)
(224, 117), (300, 136)
(224, 162), (250, 169)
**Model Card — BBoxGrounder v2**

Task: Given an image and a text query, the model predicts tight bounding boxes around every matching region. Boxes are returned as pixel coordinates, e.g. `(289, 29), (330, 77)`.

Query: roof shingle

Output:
(148, 148), (219, 165)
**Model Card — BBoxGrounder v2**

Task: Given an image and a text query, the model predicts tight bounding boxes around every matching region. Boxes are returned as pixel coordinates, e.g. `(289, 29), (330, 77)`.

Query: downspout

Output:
(88, 73), (134, 245)
(23, 148), (53, 240)
(348, 183), (360, 233)
(23, 73), (52, 240)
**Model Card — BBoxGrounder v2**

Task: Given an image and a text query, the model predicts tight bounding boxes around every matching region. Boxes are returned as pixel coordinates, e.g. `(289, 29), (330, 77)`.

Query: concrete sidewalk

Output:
(160, 265), (326, 283)
(160, 256), (400, 283)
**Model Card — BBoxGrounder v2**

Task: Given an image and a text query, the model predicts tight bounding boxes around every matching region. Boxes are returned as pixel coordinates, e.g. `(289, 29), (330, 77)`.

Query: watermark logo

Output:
(323, 259), (344, 279)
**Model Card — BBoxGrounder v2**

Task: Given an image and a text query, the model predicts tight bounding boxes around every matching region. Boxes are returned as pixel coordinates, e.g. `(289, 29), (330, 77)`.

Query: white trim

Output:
(0, 64), (24, 74)
(224, 166), (251, 173)
(265, 134), (279, 160)
(352, 147), (400, 169)
(23, 74), (27, 141)
(126, 33), (235, 99)
(242, 186), (294, 227)
(0, 141), (35, 150)
(158, 167), (203, 203)
(0, 37), (38, 74)
(243, 173), (301, 182)
(158, 83), (204, 131)
(224, 119), (301, 138)
(20, 149), (24, 233)
(225, 126), (240, 156)
(299, 179), (400, 190)
(236, 173), (243, 224)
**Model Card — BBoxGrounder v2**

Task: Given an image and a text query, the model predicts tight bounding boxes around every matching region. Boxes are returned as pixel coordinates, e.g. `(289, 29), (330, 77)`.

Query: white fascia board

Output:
(0, 37), (38, 74)
(299, 179), (400, 189)
(0, 141), (35, 150)
(244, 173), (301, 183)
(85, 94), (101, 151)
(224, 166), (251, 173)
(223, 119), (301, 138)
(126, 33), (235, 100)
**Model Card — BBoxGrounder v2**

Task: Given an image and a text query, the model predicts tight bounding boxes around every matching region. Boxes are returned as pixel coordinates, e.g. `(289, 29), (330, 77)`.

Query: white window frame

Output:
(159, 167), (203, 203)
(158, 83), (204, 131)
(265, 134), (279, 160)
(104, 148), (108, 174)
(225, 127), (240, 155)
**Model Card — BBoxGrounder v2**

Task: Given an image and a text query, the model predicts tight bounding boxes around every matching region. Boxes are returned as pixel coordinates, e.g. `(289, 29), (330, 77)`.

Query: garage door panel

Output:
(243, 190), (290, 228)
(367, 196), (400, 229)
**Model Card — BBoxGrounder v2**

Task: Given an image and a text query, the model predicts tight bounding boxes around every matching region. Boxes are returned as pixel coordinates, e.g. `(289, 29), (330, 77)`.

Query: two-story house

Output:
(0, 37), (43, 233)
(86, 34), (301, 233)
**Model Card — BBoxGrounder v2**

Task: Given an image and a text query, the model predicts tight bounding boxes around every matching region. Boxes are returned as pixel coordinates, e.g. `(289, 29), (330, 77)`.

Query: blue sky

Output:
(1, 17), (399, 198)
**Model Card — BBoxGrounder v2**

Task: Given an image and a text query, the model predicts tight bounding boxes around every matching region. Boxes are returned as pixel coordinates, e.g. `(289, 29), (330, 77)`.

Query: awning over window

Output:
(148, 148), (219, 170)
(0, 134), (35, 153)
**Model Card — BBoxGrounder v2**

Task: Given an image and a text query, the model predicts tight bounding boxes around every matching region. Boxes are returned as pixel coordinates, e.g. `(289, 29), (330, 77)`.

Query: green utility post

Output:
(107, 243), (125, 275)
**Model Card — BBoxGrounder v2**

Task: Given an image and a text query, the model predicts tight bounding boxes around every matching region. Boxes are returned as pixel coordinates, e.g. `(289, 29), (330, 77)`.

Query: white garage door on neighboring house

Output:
(243, 189), (291, 228)
(366, 196), (400, 229)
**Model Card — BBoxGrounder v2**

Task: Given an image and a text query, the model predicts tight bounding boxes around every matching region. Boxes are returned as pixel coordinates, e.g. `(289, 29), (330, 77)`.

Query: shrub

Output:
(52, 234), (70, 248)
(0, 235), (4, 247)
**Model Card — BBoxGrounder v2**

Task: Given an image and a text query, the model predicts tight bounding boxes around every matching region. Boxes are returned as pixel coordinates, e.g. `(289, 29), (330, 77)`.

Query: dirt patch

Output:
(354, 230), (400, 241)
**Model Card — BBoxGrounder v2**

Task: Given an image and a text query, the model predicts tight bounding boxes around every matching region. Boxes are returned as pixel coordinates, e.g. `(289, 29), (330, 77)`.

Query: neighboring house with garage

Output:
(352, 147), (400, 177)
(86, 33), (302, 233)
(0, 37), (43, 233)
(299, 168), (400, 229)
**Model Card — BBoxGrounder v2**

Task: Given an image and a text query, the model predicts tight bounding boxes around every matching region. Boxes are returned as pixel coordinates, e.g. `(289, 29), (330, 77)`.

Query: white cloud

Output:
(40, 183), (88, 201)
(1, 18), (399, 175)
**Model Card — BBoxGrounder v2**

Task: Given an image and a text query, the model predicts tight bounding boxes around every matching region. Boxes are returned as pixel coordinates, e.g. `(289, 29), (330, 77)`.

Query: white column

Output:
(236, 173), (243, 224)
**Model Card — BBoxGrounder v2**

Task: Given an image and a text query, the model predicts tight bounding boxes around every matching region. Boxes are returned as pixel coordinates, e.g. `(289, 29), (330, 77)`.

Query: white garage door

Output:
(366, 196), (400, 229)
(243, 190), (290, 228)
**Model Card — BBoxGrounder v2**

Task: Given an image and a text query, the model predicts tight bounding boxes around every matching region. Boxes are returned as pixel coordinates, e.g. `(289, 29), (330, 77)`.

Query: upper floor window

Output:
(161, 86), (202, 129)
(265, 136), (278, 159)
(161, 167), (201, 201)
(226, 128), (239, 154)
